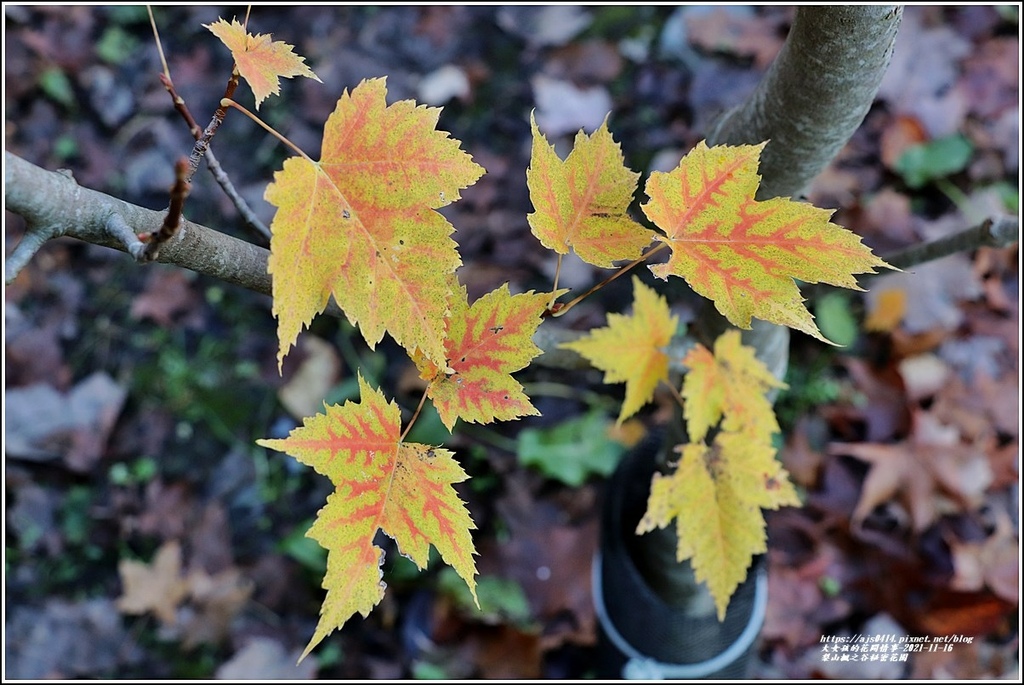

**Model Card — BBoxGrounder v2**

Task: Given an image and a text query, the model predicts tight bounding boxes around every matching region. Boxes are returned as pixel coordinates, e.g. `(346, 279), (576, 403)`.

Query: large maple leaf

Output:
(527, 114), (655, 267)
(637, 330), (798, 619)
(414, 282), (556, 431)
(205, 18), (321, 110)
(642, 141), (893, 343)
(559, 276), (678, 424)
(257, 374), (478, 659)
(264, 77), (484, 368)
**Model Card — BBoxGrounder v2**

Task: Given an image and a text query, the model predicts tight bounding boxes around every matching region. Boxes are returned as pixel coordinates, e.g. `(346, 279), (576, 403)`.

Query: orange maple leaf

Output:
(264, 77), (485, 369)
(527, 114), (655, 267)
(414, 282), (557, 431)
(205, 18), (321, 110)
(643, 141), (893, 343)
(559, 276), (677, 424)
(257, 374), (478, 660)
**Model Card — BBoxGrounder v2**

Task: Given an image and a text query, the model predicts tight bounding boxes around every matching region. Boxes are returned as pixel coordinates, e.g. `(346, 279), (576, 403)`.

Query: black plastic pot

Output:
(594, 432), (766, 679)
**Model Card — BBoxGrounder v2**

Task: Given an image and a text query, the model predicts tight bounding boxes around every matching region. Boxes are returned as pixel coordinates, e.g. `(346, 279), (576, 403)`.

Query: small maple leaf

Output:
(637, 329), (798, 619)
(527, 113), (655, 267)
(681, 329), (786, 443)
(414, 282), (557, 431)
(642, 140), (894, 344)
(257, 374), (478, 659)
(205, 18), (321, 109)
(264, 77), (485, 369)
(116, 540), (190, 626)
(559, 276), (677, 424)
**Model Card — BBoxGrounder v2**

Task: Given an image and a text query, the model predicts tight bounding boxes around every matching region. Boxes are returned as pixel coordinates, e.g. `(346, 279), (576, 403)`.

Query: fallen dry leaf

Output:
(278, 335), (342, 420)
(531, 74), (613, 137)
(762, 543), (852, 650)
(216, 637), (317, 679)
(130, 267), (203, 328)
(5, 372), (127, 471)
(685, 6), (786, 69)
(830, 410), (993, 532)
(864, 288), (908, 332)
(946, 508), (1019, 603)
(182, 566), (254, 648)
(116, 540), (190, 627)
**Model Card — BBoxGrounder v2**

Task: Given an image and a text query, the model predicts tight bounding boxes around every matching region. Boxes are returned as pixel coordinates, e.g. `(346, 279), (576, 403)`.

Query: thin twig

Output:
(141, 157), (191, 261)
(659, 377), (686, 413)
(187, 70), (241, 181)
(158, 74), (271, 243)
(106, 214), (147, 260)
(802, 215), (1019, 303)
(882, 216), (1019, 271)
(204, 147), (271, 243)
(147, 6), (171, 81)
(4, 229), (52, 282)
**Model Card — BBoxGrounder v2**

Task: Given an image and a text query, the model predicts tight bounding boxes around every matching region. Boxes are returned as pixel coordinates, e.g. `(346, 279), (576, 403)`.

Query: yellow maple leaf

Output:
(643, 141), (894, 344)
(527, 113), (655, 267)
(559, 276), (678, 424)
(206, 17), (321, 109)
(257, 374), (478, 659)
(637, 330), (798, 619)
(682, 329), (785, 443)
(638, 437), (798, 619)
(264, 77), (485, 369)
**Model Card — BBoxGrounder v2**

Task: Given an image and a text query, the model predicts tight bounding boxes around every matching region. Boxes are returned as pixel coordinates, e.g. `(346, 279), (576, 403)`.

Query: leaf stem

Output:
(186, 72), (241, 181)
(548, 253), (563, 309)
(220, 98), (315, 163)
(551, 243), (668, 317)
(400, 386), (430, 442)
(659, 377), (686, 413)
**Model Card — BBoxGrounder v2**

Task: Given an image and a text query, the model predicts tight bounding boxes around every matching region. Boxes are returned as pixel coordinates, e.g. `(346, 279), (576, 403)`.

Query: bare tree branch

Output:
(6, 150), (270, 294)
(884, 216), (1019, 271)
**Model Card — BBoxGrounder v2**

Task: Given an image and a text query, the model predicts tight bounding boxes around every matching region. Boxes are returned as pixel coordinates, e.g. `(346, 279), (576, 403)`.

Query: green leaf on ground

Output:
(436, 568), (533, 626)
(895, 134), (974, 188)
(814, 292), (858, 347)
(517, 411), (625, 486)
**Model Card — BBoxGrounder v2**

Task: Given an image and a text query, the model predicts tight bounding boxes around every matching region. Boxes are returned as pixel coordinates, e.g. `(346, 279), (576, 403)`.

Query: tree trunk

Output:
(597, 6), (903, 678)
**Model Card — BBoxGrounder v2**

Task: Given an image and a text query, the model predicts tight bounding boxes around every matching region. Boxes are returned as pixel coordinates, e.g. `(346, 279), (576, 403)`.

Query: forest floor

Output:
(4, 5), (1019, 679)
